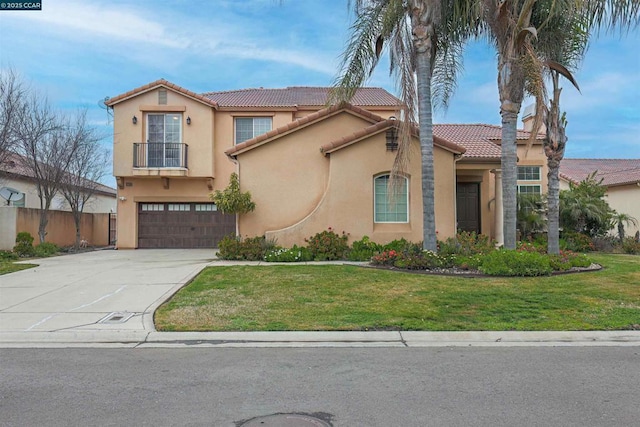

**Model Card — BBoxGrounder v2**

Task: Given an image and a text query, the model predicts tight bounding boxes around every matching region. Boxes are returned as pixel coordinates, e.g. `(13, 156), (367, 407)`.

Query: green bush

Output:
(370, 249), (399, 266)
(479, 250), (553, 276)
(393, 250), (451, 270)
(13, 232), (35, 258)
(621, 237), (640, 255)
(34, 242), (59, 257)
(383, 238), (422, 256)
(348, 236), (383, 261)
(0, 250), (18, 261)
(217, 235), (276, 261)
(264, 245), (313, 262)
(305, 228), (349, 261)
(453, 254), (483, 270)
(561, 231), (595, 252)
(438, 231), (496, 256)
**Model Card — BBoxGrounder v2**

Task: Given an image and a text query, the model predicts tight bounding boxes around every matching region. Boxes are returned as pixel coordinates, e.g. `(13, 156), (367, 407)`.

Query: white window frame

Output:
(141, 203), (164, 211)
(146, 113), (183, 168)
(517, 166), (541, 181)
(374, 174), (409, 223)
(517, 184), (542, 195)
(234, 117), (272, 144)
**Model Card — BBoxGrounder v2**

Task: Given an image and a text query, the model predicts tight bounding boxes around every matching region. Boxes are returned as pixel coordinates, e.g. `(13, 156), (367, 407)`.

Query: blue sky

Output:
(1, 0), (638, 187)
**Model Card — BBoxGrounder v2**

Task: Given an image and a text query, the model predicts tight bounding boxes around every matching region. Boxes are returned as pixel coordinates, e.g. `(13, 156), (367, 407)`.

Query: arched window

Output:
(374, 174), (408, 223)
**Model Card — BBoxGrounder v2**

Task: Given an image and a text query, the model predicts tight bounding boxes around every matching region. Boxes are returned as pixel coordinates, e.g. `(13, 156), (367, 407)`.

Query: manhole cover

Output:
(98, 311), (135, 324)
(238, 413), (332, 427)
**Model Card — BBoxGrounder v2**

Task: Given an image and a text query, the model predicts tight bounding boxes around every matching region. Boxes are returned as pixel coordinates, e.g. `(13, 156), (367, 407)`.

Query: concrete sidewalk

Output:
(2, 249), (639, 348)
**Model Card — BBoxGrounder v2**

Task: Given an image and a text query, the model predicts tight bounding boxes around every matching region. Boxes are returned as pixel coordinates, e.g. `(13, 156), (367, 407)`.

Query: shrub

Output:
(348, 236), (383, 261)
(561, 231), (595, 252)
(264, 245), (313, 262)
(479, 250), (552, 276)
(13, 232), (35, 258)
(592, 236), (618, 253)
(438, 231), (495, 256)
(393, 250), (451, 270)
(0, 250), (18, 261)
(305, 228), (349, 261)
(383, 238), (422, 256)
(371, 249), (399, 266)
(217, 235), (276, 261)
(34, 242), (59, 257)
(621, 237), (640, 255)
(453, 255), (483, 270)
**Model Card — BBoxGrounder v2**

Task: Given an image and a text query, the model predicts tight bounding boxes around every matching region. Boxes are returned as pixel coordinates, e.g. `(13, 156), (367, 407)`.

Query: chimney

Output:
(521, 104), (536, 132)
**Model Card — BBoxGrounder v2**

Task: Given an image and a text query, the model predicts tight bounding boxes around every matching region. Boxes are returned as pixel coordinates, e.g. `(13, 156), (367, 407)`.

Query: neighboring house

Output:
(559, 159), (640, 237)
(0, 152), (117, 213)
(106, 79), (549, 249)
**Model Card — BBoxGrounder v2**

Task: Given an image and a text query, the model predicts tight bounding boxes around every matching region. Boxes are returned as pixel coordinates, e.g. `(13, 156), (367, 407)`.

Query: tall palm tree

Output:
(332, 0), (479, 251)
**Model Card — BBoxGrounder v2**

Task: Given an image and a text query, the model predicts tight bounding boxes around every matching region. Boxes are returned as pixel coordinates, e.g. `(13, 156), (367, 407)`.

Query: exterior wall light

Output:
(132, 116), (138, 125)
(186, 116), (191, 125)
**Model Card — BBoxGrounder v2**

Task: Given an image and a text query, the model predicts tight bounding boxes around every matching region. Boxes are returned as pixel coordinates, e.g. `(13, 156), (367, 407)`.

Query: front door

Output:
(456, 182), (480, 234)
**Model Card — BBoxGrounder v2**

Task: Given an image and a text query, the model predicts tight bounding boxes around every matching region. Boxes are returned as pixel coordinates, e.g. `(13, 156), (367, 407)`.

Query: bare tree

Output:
(60, 110), (109, 249)
(0, 68), (27, 167)
(15, 95), (80, 243)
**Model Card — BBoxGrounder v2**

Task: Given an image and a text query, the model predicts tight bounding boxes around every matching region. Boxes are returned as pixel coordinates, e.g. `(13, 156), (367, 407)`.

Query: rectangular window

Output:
(141, 203), (164, 211)
(147, 113), (182, 167)
(517, 185), (542, 195)
(517, 166), (541, 181)
(374, 175), (409, 223)
(195, 204), (217, 211)
(235, 117), (272, 144)
(168, 204), (190, 211)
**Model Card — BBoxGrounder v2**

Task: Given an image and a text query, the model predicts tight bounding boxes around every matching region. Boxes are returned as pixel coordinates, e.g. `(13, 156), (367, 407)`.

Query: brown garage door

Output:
(138, 203), (235, 248)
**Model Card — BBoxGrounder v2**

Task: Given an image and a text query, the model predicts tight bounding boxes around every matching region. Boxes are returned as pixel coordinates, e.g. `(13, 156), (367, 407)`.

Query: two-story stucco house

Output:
(106, 79), (547, 249)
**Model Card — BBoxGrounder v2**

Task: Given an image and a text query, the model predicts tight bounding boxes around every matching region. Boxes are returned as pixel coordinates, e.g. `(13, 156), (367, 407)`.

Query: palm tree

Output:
(481, 0), (640, 250)
(612, 212), (638, 241)
(332, 0), (479, 251)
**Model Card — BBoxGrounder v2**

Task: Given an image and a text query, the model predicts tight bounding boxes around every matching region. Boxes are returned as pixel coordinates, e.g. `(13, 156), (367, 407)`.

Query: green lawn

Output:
(155, 253), (640, 332)
(0, 261), (37, 275)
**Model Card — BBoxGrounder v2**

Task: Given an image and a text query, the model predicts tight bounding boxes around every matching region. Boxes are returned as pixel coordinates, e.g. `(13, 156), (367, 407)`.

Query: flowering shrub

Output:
(383, 238), (422, 256)
(393, 250), (451, 270)
(371, 249), (398, 266)
(622, 237), (640, 254)
(561, 232), (595, 252)
(264, 245), (313, 262)
(305, 228), (349, 261)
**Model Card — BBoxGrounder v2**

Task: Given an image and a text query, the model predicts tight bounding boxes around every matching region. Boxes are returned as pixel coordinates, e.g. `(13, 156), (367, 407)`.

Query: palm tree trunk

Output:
(411, 1), (438, 252)
(547, 159), (561, 254)
(501, 109), (519, 249)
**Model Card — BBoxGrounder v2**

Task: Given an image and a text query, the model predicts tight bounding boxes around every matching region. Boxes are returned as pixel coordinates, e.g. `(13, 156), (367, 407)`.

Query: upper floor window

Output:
(517, 184), (542, 195)
(147, 113), (182, 168)
(517, 166), (541, 181)
(235, 117), (272, 144)
(374, 174), (409, 223)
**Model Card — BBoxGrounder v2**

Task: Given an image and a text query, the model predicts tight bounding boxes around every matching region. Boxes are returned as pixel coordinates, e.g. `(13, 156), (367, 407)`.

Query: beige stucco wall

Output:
(606, 185), (640, 237)
(112, 88), (217, 179)
(236, 111), (458, 247)
(516, 142), (548, 191)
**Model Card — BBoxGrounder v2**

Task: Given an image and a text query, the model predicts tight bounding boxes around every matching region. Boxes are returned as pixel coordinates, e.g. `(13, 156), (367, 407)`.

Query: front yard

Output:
(155, 253), (640, 332)
(0, 261), (36, 275)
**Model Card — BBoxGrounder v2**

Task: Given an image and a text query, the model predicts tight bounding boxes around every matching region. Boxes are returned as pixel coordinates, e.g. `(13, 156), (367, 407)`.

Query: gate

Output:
(109, 213), (117, 245)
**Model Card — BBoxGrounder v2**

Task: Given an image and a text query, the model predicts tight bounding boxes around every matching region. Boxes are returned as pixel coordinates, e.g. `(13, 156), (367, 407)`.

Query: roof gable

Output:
(225, 103), (383, 157)
(105, 79), (219, 108)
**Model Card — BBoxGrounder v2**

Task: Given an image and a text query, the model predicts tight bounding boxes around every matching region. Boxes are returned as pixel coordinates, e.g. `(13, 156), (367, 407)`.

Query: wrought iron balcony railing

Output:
(133, 143), (188, 169)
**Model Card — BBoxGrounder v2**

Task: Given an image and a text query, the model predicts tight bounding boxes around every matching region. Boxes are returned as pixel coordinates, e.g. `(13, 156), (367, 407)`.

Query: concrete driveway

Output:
(0, 249), (215, 334)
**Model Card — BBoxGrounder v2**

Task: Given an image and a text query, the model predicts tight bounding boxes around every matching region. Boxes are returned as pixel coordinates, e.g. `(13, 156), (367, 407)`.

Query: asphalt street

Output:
(2, 346), (639, 426)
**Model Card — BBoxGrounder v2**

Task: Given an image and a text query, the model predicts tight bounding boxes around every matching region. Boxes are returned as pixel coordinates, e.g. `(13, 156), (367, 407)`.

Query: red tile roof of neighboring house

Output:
(203, 86), (401, 108)
(321, 120), (466, 156)
(105, 79), (220, 108)
(0, 152), (117, 196)
(433, 124), (544, 160)
(226, 103), (384, 157)
(559, 159), (640, 187)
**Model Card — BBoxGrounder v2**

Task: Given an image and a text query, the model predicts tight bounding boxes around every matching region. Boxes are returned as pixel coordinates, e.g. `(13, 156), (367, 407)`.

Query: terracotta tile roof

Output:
(203, 86), (401, 108)
(105, 79), (219, 108)
(559, 159), (640, 187)
(0, 152), (117, 196)
(321, 121), (466, 155)
(225, 103), (384, 157)
(433, 124), (543, 160)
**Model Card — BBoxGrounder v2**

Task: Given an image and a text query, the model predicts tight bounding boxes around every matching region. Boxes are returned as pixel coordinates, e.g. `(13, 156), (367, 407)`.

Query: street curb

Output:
(2, 330), (639, 348)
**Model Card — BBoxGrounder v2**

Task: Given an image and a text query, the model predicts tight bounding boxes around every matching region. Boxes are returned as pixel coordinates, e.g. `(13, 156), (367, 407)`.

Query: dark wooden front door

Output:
(138, 203), (235, 248)
(456, 183), (480, 234)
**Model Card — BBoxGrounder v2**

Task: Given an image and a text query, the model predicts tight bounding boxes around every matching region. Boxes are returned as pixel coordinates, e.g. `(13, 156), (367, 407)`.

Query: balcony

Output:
(133, 143), (189, 177)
